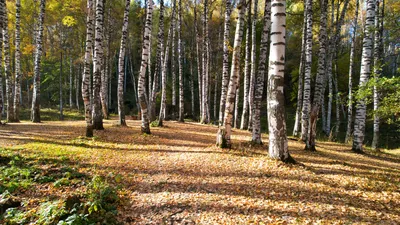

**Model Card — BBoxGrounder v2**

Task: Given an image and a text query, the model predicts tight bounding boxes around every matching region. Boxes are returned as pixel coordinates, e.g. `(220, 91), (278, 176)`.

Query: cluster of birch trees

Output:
(0, 0), (399, 159)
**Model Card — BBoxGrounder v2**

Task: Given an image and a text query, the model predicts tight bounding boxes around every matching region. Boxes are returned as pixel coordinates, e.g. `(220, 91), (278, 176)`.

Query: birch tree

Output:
(82, 0), (94, 137)
(158, 0), (175, 127)
(372, 0), (383, 150)
(352, 0), (376, 153)
(13, 0), (22, 122)
(345, 0), (360, 143)
(248, 0), (258, 130)
(31, 0), (46, 122)
(69, 57), (74, 109)
(293, 8), (307, 137)
(201, 0), (210, 124)
(138, 0), (153, 134)
(150, 0), (164, 122)
(306, 0), (328, 151)
(178, 0), (184, 122)
(300, 0), (313, 142)
(216, 0), (246, 148)
(3, 0), (13, 122)
(0, 0), (3, 123)
(194, 3), (202, 119)
(218, 0), (232, 125)
(92, 0), (105, 130)
(117, 0), (131, 126)
(268, 0), (293, 163)
(252, 0), (271, 144)
(240, 3), (252, 130)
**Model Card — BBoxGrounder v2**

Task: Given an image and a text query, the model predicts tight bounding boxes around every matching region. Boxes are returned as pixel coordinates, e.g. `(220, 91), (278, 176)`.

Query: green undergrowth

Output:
(0, 148), (123, 225)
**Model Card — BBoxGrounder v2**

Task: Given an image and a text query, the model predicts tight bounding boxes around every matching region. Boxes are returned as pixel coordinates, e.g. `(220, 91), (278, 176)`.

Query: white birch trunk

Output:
(69, 57), (74, 109)
(158, 0), (175, 126)
(200, 0), (210, 124)
(372, 0), (382, 150)
(0, 0), (3, 122)
(150, 0), (164, 122)
(352, 0), (375, 153)
(92, 0), (105, 130)
(216, 0), (246, 148)
(82, 0), (94, 137)
(345, 0), (359, 143)
(138, 0), (153, 134)
(2, 0), (13, 122)
(178, 0), (184, 122)
(13, 0), (22, 122)
(293, 7), (307, 137)
(252, 0), (271, 144)
(248, 0), (258, 131)
(31, 0), (46, 122)
(240, 17), (251, 130)
(307, 0), (328, 151)
(218, 0), (232, 125)
(117, 0), (130, 126)
(300, 0), (313, 142)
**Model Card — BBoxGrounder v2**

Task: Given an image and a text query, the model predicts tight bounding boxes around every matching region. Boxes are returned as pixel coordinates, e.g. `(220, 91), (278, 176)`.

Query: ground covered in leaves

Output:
(1, 118), (400, 224)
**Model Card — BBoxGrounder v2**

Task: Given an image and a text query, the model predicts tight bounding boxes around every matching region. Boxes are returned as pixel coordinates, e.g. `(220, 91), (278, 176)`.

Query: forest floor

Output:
(1, 117), (400, 224)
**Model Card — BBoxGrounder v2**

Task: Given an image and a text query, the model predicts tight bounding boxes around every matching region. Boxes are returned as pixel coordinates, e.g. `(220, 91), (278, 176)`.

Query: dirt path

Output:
(1, 120), (400, 224)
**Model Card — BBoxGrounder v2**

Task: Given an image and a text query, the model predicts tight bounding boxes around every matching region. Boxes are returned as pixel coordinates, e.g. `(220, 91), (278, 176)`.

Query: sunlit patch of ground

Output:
(1, 119), (400, 224)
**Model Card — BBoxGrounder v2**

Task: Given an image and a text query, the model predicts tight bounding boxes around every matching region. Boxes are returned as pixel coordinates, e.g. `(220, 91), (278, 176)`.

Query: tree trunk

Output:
(2, 0), (13, 122)
(0, 0), (3, 123)
(252, 0), (271, 144)
(300, 0), (313, 142)
(345, 0), (359, 143)
(82, 0), (94, 137)
(117, 0), (130, 126)
(293, 6), (307, 137)
(201, 0), (210, 124)
(372, 0), (383, 150)
(150, 0), (164, 122)
(216, 0), (246, 148)
(171, 4), (177, 120)
(158, 0), (175, 127)
(218, 0), (232, 125)
(76, 65), (80, 111)
(60, 51), (64, 121)
(248, 0), (258, 131)
(352, 0), (376, 153)
(13, 0), (22, 122)
(194, 4), (202, 119)
(178, 0), (184, 122)
(69, 57), (74, 109)
(100, 6), (110, 120)
(92, 0), (105, 130)
(138, 0), (153, 134)
(268, 0), (293, 163)
(306, 0), (328, 151)
(234, 82), (240, 129)
(240, 9), (251, 130)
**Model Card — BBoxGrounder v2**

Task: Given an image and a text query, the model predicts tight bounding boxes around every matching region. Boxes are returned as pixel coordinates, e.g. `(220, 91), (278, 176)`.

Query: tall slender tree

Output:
(306, 0), (328, 151)
(0, 0), (3, 123)
(150, 0), (164, 122)
(345, 0), (360, 143)
(218, 0), (232, 125)
(194, 3), (202, 119)
(138, 0), (153, 134)
(1, 0), (12, 122)
(201, 0), (210, 124)
(158, 0), (175, 127)
(293, 6), (307, 137)
(352, 0), (376, 153)
(252, 0), (271, 144)
(117, 0), (131, 126)
(92, 0), (105, 130)
(248, 0), (258, 130)
(300, 0), (313, 142)
(372, 0), (383, 150)
(268, 0), (293, 163)
(240, 2), (252, 130)
(13, 0), (22, 122)
(31, 0), (46, 122)
(69, 57), (74, 109)
(82, 0), (95, 137)
(178, 0), (184, 122)
(216, 0), (246, 148)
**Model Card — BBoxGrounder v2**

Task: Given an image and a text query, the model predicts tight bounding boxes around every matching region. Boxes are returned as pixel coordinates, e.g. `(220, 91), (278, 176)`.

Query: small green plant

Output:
(150, 120), (159, 127)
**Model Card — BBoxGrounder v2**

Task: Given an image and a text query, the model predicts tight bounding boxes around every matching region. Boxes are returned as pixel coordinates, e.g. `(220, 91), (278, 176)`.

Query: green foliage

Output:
(355, 76), (400, 123)
(150, 119), (159, 127)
